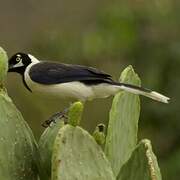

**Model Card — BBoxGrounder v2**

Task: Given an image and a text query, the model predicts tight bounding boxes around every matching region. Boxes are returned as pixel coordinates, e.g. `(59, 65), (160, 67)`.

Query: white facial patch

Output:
(13, 60), (24, 68)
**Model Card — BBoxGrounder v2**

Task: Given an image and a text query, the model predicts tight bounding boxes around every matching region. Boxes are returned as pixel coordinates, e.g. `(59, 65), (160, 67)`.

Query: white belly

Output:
(27, 80), (94, 101)
(24, 63), (119, 101)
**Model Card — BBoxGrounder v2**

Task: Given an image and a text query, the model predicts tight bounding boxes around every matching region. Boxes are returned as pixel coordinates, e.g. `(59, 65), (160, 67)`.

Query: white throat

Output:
(28, 54), (40, 63)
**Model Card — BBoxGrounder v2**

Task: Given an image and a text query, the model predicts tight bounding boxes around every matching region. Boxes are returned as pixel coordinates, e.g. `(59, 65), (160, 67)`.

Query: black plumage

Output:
(29, 62), (115, 85)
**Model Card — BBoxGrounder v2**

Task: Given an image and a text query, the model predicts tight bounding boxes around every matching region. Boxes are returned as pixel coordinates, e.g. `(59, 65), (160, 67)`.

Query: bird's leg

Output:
(42, 107), (69, 128)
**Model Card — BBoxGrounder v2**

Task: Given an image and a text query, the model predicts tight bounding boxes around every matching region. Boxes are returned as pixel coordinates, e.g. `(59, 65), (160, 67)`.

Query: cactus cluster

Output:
(0, 47), (162, 180)
(0, 48), (38, 180)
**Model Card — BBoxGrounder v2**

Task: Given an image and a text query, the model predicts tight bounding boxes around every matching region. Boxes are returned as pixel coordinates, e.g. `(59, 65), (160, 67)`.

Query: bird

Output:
(8, 52), (170, 126)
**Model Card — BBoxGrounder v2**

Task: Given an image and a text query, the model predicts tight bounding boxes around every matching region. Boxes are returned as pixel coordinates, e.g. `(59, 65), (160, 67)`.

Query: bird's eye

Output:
(16, 57), (21, 62)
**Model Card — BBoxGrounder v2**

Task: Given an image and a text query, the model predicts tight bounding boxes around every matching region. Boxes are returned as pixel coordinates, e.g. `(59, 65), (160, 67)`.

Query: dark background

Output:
(1, 0), (179, 179)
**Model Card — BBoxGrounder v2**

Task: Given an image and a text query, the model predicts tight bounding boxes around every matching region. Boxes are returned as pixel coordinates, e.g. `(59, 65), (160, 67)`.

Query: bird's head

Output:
(8, 52), (39, 74)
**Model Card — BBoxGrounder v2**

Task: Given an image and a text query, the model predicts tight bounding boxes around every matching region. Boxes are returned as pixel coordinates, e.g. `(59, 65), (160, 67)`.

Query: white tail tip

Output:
(148, 91), (170, 103)
(117, 85), (170, 103)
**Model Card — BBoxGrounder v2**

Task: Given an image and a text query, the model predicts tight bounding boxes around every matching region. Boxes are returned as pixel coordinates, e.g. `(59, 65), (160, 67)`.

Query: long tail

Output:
(113, 82), (170, 103)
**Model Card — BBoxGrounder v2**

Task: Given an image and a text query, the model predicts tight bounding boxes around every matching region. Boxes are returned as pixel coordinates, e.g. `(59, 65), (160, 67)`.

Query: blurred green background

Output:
(1, 0), (179, 179)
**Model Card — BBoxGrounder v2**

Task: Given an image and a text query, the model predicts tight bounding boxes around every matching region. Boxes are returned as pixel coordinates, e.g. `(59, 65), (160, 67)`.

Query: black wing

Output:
(29, 62), (114, 85)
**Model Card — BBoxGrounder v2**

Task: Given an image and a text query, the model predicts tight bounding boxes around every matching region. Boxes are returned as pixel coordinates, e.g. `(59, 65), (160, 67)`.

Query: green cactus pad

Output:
(117, 139), (162, 180)
(52, 125), (115, 180)
(93, 123), (106, 145)
(39, 119), (65, 180)
(0, 47), (8, 84)
(105, 65), (141, 176)
(0, 89), (38, 180)
(68, 101), (84, 126)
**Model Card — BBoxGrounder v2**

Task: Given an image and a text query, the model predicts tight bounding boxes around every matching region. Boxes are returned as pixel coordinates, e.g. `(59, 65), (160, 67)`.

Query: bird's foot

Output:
(42, 108), (69, 128)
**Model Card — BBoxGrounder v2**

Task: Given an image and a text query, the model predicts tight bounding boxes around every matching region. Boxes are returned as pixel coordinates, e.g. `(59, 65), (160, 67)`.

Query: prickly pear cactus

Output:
(52, 125), (115, 180)
(38, 101), (84, 179)
(39, 102), (115, 180)
(0, 47), (8, 83)
(105, 65), (141, 176)
(68, 101), (84, 126)
(0, 47), (38, 180)
(117, 139), (162, 180)
(39, 119), (65, 180)
(93, 123), (106, 145)
(104, 66), (162, 180)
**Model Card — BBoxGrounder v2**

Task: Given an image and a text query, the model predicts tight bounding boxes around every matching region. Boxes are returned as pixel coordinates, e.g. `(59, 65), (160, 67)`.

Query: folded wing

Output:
(29, 62), (114, 85)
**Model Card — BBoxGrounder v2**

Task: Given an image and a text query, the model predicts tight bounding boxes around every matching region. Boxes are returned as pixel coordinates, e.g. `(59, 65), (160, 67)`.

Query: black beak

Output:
(8, 64), (14, 72)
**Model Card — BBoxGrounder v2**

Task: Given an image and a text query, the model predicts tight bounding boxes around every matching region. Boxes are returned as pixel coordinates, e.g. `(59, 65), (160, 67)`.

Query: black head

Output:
(8, 52), (33, 74)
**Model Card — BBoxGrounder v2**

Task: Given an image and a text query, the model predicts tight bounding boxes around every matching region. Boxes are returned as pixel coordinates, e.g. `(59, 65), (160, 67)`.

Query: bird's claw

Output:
(41, 108), (69, 128)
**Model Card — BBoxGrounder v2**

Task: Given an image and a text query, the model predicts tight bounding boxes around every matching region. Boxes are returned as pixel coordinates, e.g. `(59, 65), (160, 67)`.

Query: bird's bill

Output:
(8, 62), (24, 72)
(8, 64), (14, 72)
